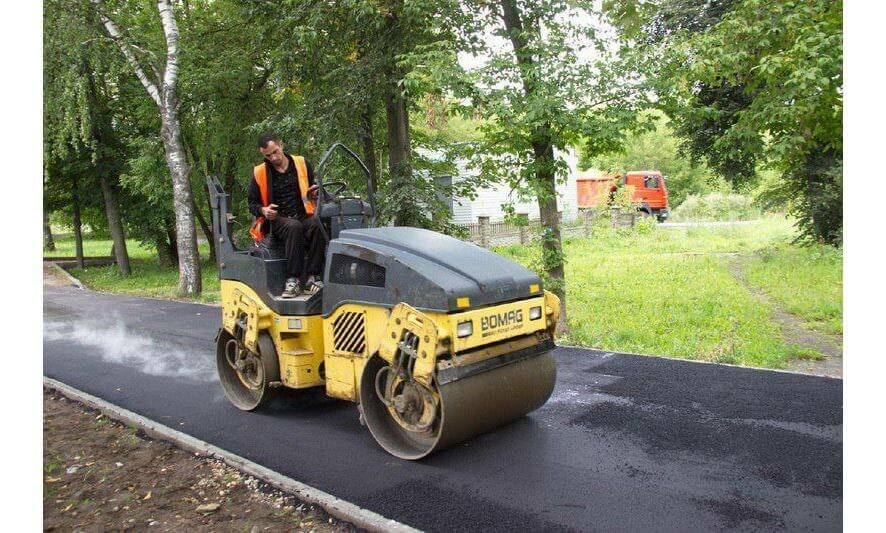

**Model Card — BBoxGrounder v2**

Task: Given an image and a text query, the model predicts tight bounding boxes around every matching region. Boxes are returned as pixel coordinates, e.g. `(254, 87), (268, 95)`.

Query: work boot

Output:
(281, 277), (300, 298)
(304, 276), (324, 295)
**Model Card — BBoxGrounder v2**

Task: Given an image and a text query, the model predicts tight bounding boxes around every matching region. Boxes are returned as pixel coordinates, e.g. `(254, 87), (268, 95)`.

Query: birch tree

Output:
(91, 0), (201, 294)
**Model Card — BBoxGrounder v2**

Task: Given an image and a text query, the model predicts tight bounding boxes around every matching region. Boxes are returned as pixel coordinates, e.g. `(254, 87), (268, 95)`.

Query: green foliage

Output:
(670, 193), (759, 222)
(411, 95), (487, 144)
(446, 2), (646, 208)
(606, 0), (842, 244)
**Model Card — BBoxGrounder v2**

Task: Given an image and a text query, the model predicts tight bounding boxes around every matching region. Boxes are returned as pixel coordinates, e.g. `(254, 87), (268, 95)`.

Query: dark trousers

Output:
(270, 216), (327, 281)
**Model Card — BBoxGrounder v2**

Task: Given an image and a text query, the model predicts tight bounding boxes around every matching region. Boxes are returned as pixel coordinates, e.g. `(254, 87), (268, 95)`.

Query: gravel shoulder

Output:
(43, 390), (356, 532)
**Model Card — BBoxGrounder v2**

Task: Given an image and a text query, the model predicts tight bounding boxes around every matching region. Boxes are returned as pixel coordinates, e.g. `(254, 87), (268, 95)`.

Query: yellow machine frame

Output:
(220, 279), (560, 403)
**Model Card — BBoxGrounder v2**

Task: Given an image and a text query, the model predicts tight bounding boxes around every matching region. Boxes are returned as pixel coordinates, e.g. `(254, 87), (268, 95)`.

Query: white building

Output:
(434, 148), (588, 224)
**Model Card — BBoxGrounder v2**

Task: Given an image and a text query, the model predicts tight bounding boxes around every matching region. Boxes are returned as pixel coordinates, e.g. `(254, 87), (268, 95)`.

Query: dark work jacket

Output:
(247, 156), (316, 221)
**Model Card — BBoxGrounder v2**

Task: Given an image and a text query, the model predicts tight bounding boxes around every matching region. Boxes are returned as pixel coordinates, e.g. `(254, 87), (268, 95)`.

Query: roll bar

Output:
(314, 141), (377, 228)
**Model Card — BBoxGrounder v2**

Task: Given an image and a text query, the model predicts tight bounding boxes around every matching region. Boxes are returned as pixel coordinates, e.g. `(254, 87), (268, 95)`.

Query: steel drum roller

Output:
(360, 351), (557, 460)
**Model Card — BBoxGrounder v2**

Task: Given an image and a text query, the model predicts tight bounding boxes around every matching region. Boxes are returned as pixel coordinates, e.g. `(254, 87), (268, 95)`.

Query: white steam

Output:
(43, 316), (215, 381)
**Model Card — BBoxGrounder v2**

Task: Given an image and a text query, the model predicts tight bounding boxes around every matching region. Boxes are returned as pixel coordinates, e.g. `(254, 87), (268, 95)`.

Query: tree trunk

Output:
(192, 191), (215, 262)
(385, 91), (418, 225)
(361, 107), (379, 199)
(154, 229), (175, 267)
(98, 175), (131, 275)
(161, 112), (202, 294)
(71, 194), (85, 269)
(534, 139), (568, 334)
(43, 212), (56, 252)
(165, 218), (180, 265)
(500, 0), (568, 334)
(92, 0), (201, 294)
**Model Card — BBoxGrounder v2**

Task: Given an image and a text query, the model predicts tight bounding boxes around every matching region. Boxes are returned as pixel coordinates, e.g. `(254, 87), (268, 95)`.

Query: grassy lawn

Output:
(495, 216), (837, 369)
(44, 235), (158, 259)
(48, 234), (220, 303)
(742, 244), (843, 336)
(69, 259), (220, 304)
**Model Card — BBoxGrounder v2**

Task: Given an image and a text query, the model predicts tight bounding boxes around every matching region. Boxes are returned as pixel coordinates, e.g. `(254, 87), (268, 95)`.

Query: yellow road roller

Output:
(207, 143), (559, 459)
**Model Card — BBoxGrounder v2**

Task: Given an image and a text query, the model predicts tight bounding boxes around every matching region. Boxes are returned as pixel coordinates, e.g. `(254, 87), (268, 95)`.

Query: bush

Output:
(671, 193), (759, 222)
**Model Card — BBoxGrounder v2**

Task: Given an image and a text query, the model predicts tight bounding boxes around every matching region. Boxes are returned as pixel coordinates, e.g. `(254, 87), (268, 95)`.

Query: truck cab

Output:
(623, 170), (669, 222)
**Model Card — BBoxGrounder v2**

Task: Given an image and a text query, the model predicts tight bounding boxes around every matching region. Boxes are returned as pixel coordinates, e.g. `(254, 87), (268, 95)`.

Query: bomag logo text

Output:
(481, 309), (523, 332)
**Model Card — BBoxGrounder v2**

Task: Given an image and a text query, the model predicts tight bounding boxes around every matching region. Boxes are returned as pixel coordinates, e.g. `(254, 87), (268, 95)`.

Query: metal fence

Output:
(457, 208), (637, 248)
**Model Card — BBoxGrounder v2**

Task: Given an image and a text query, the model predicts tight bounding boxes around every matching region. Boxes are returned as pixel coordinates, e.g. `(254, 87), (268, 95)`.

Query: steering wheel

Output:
(318, 180), (347, 201)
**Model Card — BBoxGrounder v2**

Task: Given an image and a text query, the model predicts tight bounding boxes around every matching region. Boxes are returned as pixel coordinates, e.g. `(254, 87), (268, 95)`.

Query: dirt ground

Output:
(43, 390), (358, 532)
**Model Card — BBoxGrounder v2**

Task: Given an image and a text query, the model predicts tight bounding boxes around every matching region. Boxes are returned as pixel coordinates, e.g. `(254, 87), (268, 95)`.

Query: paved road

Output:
(43, 285), (842, 532)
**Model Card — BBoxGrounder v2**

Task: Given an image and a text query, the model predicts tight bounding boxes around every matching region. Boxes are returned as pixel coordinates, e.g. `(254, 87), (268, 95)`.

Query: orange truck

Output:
(577, 170), (669, 222)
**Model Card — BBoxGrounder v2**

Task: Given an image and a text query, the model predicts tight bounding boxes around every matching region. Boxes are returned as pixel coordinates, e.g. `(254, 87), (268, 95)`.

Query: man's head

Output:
(258, 132), (286, 166)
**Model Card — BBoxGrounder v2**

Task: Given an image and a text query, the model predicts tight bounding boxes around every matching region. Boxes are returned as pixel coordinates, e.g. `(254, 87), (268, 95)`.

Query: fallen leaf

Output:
(144, 491), (152, 500)
(196, 502), (220, 513)
(45, 477), (61, 483)
(62, 503), (74, 512)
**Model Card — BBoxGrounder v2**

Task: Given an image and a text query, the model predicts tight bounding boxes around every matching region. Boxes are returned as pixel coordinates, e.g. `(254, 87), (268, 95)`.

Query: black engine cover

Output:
(322, 227), (542, 316)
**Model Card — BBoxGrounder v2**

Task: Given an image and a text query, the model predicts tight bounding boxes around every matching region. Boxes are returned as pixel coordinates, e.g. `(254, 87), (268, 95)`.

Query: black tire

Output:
(216, 329), (279, 411)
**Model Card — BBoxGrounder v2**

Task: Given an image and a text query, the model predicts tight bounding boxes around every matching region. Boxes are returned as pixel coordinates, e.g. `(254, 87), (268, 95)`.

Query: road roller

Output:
(207, 142), (559, 459)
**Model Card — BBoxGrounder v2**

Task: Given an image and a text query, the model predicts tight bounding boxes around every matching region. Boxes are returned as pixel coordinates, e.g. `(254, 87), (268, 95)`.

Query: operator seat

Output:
(316, 198), (374, 240)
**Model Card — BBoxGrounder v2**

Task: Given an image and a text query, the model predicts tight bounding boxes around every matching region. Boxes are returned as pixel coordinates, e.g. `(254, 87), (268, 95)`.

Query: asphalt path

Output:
(43, 285), (842, 532)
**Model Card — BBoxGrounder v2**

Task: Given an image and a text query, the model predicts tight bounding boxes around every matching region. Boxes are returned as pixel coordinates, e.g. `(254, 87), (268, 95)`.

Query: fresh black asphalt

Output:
(43, 285), (842, 531)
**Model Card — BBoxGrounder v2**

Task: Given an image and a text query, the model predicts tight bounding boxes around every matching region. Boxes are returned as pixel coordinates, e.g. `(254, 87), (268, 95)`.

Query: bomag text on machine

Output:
(208, 143), (559, 460)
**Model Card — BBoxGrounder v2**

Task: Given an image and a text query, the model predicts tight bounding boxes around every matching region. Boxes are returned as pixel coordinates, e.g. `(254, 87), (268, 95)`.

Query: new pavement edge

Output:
(43, 377), (420, 533)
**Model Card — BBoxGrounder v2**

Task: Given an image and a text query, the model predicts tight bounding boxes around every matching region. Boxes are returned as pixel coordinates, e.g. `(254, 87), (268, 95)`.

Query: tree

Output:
(450, 0), (646, 333)
(43, 214), (56, 253)
(608, 0), (843, 242)
(248, 0), (472, 231)
(91, 0), (202, 294)
(44, 0), (131, 275)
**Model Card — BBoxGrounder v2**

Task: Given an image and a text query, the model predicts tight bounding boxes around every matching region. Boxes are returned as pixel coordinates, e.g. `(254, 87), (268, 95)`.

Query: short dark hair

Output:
(258, 132), (281, 149)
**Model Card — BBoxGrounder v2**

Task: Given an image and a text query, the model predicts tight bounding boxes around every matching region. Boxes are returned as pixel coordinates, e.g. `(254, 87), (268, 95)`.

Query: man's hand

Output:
(262, 203), (278, 220)
(306, 184), (319, 200)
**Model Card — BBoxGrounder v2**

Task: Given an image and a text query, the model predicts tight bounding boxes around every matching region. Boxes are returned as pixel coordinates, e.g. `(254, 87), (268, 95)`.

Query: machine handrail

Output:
(205, 174), (236, 264)
(314, 141), (378, 228)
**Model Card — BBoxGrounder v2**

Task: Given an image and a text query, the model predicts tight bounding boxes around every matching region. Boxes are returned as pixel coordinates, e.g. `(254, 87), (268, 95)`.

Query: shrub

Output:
(671, 193), (759, 222)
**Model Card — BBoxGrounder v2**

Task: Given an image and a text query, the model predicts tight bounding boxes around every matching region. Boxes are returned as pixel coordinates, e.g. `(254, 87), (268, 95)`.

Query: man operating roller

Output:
(248, 132), (326, 298)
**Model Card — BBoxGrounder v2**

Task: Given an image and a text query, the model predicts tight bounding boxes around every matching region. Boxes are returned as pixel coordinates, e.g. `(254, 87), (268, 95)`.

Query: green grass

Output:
(69, 259), (220, 303)
(44, 234), (158, 259)
(742, 244), (843, 335)
(495, 216), (835, 369)
(49, 233), (220, 303)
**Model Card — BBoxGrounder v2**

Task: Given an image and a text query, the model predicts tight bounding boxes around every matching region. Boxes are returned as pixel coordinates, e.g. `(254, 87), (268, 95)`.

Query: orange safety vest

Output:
(249, 155), (317, 242)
